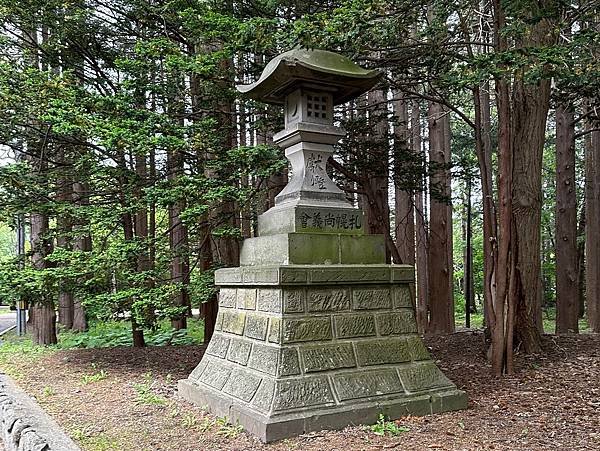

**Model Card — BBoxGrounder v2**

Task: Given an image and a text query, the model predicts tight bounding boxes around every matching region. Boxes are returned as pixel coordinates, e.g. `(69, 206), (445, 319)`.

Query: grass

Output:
(133, 372), (167, 406)
(0, 317), (204, 380)
(199, 416), (244, 438)
(0, 333), (55, 379)
(56, 317), (204, 349)
(370, 414), (410, 436)
(81, 368), (108, 385)
(455, 306), (590, 334)
(70, 425), (122, 451)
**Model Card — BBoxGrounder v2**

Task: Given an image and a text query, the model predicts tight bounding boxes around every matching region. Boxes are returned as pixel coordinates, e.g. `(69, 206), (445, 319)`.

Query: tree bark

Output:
(30, 213), (57, 345)
(72, 181), (90, 332)
(427, 102), (454, 334)
(166, 79), (190, 330)
(510, 64), (552, 353)
(465, 176), (474, 328)
(133, 151), (150, 347)
(365, 88), (400, 264)
(473, 83), (497, 334)
(585, 125), (600, 332)
(577, 204), (586, 318)
(393, 92), (415, 265)
(56, 156), (74, 329)
(413, 100), (429, 333)
(555, 104), (579, 333)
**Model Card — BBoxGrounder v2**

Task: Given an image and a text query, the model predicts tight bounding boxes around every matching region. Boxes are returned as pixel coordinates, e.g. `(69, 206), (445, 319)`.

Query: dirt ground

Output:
(8, 332), (600, 451)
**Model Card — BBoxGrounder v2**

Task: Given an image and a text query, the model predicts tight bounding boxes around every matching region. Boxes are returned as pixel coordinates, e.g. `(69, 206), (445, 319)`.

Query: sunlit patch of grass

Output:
(370, 414), (410, 436)
(0, 332), (54, 380)
(57, 318), (204, 349)
(70, 425), (121, 451)
(133, 372), (166, 406)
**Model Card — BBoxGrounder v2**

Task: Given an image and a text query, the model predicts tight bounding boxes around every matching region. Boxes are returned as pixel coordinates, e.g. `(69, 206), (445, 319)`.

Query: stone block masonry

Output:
(179, 266), (467, 442)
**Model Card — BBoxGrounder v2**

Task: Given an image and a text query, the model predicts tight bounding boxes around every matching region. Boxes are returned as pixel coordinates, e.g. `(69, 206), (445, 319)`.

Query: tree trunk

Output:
(166, 80), (190, 330)
(473, 83), (497, 334)
(577, 204), (586, 318)
(56, 158), (74, 329)
(510, 69), (552, 353)
(413, 101), (429, 333)
(133, 151), (150, 347)
(427, 102), (454, 334)
(30, 213), (57, 345)
(364, 88), (400, 264)
(393, 92), (415, 265)
(555, 104), (579, 333)
(465, 177), (474, 328)
(585, 126), (600, 332)
(72, 181), (90, 332)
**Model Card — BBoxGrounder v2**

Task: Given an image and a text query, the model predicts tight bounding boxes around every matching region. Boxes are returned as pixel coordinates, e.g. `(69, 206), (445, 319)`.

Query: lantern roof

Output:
(237, 48), (381, 105)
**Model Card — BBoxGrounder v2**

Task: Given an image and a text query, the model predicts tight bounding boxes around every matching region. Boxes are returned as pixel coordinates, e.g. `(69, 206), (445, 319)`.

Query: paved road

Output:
(0, 309), (15, 335)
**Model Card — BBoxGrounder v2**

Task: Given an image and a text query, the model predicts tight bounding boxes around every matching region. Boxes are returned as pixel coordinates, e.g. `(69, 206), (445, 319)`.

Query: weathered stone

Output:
(377, 310), (417, 335)
(353, 287), (392, 310)
(245, 313), (269, 340)
(334, 314), (376, 338)
(214, 267), (242, 284)
(257, 288), (282, 313)
(258, 205), (365, 236)
(406, 336), (430, 360)
(282, 317), (332, 343)
(280, 267), (308, 284)
(268, 317), (281, 343)
(307, 288), (350, 312)
(206, 334), (230, 358)
(301, 343), (356, 372)
(333, 369), (402, 401)
(298, 208), (364, 234)
(310, 267), (389, 284)
(222, 369), (262, 402)
(243, 268), (280, 284)
(430, 389), (468, 413)
(199, 359), (232, 390)
(240, 235), (291, 266)
(278, 348), (301, 376)
(189, 359), (208, 381)
(393, 286), (413, 308)
(248, 344), (279, 375)
(288, 233), (341, 264)
(215, 311), (224, 331)
(339, 235), (385, 264)
(283, 288), (305, 313)
(273, 377), (334, 411)
(227, 339), (252, 365)
(237, 288), (257, 310)
(219, 288), (237, 307)
(398, 362), (454, 393)
(221, 310), (246, 335)
(390, 265), (415, 282)
(354, 338), (411, 366)
(251, 379), (275, 413)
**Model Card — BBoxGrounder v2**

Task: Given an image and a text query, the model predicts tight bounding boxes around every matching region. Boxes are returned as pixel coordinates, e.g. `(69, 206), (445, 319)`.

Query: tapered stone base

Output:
(179, 378), (466, 442)
(179, 264), (467, 442)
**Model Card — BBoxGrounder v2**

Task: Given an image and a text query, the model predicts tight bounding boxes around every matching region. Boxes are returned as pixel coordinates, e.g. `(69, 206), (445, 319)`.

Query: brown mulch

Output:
(10, 332), (600, 451)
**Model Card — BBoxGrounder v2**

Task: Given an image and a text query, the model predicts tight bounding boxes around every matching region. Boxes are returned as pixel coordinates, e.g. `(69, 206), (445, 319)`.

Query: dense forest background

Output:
(0, 0), (599, 375)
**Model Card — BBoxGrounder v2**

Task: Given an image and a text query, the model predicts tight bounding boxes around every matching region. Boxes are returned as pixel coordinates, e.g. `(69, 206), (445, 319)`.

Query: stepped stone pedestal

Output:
(178, 48), (466, 442)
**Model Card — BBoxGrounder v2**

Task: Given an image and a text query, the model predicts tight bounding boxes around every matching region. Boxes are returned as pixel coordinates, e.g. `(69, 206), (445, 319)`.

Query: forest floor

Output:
(2, 331), (600, 451)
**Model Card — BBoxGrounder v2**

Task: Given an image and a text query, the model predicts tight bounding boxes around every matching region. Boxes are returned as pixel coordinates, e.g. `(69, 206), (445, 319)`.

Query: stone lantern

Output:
(179, 48), (466, 443)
